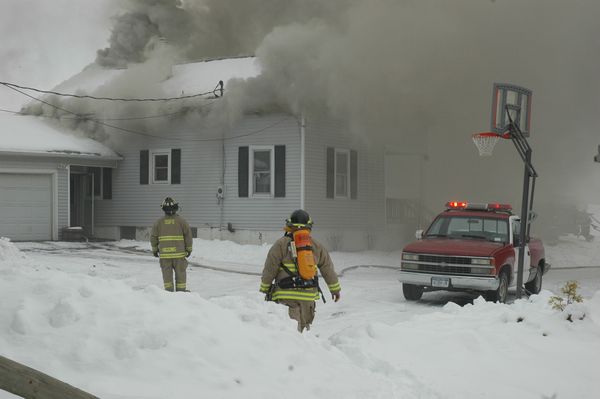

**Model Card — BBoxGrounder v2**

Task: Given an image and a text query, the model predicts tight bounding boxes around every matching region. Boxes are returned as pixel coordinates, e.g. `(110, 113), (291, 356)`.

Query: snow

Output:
(1, 236), (600, 399)
(0, 112), (119, 158)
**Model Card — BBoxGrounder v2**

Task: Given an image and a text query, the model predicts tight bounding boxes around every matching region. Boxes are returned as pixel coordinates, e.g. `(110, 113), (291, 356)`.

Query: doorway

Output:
(70, 168), (94, 237)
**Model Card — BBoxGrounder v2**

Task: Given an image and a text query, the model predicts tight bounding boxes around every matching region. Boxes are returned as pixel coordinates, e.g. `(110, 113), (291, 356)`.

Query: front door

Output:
(70, 172), (94, 237)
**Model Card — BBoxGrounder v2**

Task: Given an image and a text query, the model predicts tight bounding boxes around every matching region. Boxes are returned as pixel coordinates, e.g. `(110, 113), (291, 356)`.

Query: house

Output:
(0, 113), (121, 240)
(1, 57), (424, 250)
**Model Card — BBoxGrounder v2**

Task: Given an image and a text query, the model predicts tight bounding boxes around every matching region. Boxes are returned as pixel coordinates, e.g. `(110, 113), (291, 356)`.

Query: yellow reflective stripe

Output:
(185, 247), (193, 251)
(281, 263), (297, 272)
(159, 236), (184, 241)
(328, 282), (341, 291)
(164, 219), (175, 225)
(164, 282), (174, 288)
(176, 283), (186, 288)
(260, 283), (271, 289)
(272, 290), (320, 301)
(161, 247), (178, 253)
(159, 252), (187, 259)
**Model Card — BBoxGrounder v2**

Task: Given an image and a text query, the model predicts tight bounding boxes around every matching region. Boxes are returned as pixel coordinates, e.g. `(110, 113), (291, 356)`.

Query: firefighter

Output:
(150, 197), (193, 292)
(260, 209), (341, 332)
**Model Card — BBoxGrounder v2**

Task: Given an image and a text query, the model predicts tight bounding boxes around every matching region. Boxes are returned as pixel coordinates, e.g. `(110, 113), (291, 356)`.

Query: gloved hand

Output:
(185, 251), (191, 258)
(153, 251), (159, 258)
(331, 292), (341, 302)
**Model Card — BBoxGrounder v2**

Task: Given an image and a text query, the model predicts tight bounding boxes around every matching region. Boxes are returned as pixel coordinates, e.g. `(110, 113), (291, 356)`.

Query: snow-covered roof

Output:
(55, 56), (260, 98)
(0, 112), (121, 159)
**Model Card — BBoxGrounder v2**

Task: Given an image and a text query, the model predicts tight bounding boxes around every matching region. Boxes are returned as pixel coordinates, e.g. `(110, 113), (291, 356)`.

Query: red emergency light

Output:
(446, 201), (512, 211)
(446, 201), (467, 209)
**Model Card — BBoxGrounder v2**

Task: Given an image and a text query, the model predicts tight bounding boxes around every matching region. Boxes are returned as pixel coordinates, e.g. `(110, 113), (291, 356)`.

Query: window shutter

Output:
(350, 150), (358, 199)
(102, 168), (112, 199)
(140, 150), (149, 185)
(171, 149), (181, 184)
(238, 146), (249, 197)
(274, 145), (286, 197)
(326, 147), (334, 198)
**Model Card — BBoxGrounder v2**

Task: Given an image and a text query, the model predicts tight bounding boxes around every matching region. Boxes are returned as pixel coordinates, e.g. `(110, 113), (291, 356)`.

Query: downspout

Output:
(220, 129), (225, 239)
(300, 114), (306, 210)
(66, 165), (71, 228)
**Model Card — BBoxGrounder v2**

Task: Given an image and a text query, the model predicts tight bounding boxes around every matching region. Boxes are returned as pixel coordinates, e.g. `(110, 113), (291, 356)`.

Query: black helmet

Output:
(161, 197), (179, 215)
(285, 209), (313, 229)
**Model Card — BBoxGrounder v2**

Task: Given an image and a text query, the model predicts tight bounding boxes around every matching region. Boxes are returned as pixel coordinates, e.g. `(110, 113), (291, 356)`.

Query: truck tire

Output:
(485, 270), (509, 303)
(525, 266), (543, 295)
(403, 284), (424, 301)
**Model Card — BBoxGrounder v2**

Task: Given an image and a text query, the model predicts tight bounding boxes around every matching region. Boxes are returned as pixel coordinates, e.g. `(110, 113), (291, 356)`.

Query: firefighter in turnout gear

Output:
(260, 210), (341, 332)
(151, 197), (193, 292)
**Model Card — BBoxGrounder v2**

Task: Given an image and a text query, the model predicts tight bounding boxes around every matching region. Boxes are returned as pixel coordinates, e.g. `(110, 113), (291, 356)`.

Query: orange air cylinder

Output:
(293, 229), (317, 280)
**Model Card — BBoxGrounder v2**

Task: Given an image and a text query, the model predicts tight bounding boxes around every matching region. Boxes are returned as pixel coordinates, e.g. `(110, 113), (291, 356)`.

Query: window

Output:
(426, 215), (509, 242)
(327, 147), (357, 199)
(335, 149), (350, 198)
(250, 146), (274, 196)
(151, 149), (170, 184)
(238, 145), (285, 198)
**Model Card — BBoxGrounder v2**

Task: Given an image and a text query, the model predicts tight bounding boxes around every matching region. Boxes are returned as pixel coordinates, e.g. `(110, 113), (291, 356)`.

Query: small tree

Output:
(549, 281), (584, 321)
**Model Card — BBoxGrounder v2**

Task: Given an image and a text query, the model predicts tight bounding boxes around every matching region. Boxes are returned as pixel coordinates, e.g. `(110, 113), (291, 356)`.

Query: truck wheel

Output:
(403, 284), (424, 301)
(525, 266), (543, 295)
(485, 271), (509, 303)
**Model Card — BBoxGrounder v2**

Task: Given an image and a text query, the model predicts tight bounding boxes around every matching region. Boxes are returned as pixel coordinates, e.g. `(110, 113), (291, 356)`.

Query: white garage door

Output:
(0, 173), (53, 241)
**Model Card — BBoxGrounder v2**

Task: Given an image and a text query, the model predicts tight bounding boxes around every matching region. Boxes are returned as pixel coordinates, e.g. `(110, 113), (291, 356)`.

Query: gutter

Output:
(0, 150), (123, 161)
(300, 114), (306, 209)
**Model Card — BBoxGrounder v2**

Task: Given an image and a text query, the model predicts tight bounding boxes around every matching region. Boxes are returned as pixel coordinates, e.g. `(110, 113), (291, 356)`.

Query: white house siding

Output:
(0, 154), (115, 240)
(303, 117), (386, 251)
(222, 114), (301, 242)
(94, 127), (224, 239)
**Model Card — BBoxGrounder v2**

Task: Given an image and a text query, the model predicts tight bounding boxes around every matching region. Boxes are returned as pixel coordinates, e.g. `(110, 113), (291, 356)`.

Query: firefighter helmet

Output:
(285, 209), (313, 230)
(161, 197), (179, 215)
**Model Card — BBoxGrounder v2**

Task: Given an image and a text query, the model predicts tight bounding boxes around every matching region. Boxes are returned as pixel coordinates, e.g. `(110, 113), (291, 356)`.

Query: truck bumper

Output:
(398, 272), (499, 291)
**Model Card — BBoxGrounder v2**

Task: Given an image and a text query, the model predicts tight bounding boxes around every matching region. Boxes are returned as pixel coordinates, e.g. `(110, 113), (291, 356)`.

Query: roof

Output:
(0, 112), (121, 159)
(54, 56), (260, 99)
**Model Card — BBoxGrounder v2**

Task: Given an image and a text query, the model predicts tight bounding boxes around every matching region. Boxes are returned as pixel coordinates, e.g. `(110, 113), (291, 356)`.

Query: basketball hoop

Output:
(472, 132), (506, 156)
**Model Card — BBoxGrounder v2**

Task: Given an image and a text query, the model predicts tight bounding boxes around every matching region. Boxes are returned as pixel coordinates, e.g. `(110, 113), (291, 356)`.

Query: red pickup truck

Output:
(399, 201), (549, 303)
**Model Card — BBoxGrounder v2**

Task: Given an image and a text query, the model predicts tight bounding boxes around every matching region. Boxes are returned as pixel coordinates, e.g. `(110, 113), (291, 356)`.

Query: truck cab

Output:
(399, 201), (549, 303)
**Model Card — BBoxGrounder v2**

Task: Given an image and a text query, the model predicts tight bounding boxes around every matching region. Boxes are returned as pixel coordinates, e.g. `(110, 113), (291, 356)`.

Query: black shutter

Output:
(274, 145), (286, 197)
(171, 149), (181, 184)
(238, 146), (249, 197)
(102, 168), (112, 199)
(350, 150), (358, 199)
(140, 150), (149, 185)
(326, 147), (334, 198)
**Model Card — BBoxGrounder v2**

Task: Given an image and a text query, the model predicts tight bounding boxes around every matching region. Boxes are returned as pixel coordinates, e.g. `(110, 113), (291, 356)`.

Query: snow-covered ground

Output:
(1, 236), (600, 399)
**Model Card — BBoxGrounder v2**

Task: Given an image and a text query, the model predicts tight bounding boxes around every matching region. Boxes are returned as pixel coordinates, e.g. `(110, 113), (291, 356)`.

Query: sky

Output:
(0, 0), (116, 109)
(1, 236), (599, 398)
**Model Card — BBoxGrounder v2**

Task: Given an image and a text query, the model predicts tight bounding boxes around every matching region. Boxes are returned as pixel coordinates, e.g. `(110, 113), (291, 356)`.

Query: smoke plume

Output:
(26, 0), (600, 235)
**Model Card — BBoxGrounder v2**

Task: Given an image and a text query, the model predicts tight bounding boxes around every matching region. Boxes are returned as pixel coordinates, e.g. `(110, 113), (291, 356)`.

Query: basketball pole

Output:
(505, 112), (538, 299)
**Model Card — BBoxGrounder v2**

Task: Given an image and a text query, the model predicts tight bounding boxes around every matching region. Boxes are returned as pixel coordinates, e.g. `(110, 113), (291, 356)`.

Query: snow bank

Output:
(330, 293), (600, 399)
(0, 247), (419, 399)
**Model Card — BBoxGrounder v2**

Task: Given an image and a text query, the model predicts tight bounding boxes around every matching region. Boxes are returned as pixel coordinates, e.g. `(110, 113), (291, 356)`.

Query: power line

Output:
(0, 80), (223, 102)
(3, 83), (293, 142)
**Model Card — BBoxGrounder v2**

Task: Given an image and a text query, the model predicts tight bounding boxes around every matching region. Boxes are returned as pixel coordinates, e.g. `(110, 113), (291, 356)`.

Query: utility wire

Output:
(0, 81), (223, 102)
(4, 83), (292, 142)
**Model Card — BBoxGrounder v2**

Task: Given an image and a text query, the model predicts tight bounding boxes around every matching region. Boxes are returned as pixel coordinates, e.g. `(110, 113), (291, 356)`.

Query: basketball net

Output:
(472, 132), (502, 156)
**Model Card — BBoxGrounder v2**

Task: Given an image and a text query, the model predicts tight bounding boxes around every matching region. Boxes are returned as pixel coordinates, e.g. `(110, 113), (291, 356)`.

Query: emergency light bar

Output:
(445, 201), (512, 211)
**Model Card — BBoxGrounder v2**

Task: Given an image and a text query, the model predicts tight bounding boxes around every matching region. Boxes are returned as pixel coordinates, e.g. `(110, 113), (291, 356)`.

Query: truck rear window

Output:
(426, 216), (509, 242)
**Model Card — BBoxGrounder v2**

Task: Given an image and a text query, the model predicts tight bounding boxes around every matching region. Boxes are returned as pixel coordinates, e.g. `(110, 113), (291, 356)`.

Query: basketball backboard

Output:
(491, 83), (532, 136)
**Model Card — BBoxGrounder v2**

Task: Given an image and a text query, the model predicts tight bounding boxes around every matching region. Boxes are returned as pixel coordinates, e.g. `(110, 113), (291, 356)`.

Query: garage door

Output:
(0, 173), (53, 241)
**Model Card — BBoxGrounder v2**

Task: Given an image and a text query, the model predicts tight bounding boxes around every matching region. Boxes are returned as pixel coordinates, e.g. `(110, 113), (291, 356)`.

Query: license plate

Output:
(431, 276), (450, 288)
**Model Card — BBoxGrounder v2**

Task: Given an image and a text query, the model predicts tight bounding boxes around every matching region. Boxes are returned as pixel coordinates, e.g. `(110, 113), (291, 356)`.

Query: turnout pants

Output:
(159, 258), (188, 292)
(278, 299), (316, 332)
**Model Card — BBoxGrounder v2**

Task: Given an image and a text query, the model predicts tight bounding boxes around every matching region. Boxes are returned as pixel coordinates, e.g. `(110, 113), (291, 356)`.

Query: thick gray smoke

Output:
(29, 0), (600, 236)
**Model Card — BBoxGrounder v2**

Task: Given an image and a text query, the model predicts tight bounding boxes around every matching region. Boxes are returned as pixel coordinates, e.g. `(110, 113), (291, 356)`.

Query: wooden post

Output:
(0, 355), (100, 399)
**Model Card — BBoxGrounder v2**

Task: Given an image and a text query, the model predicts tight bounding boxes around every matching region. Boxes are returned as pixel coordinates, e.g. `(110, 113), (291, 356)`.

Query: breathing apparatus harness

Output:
(270, 219), (326, 303)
